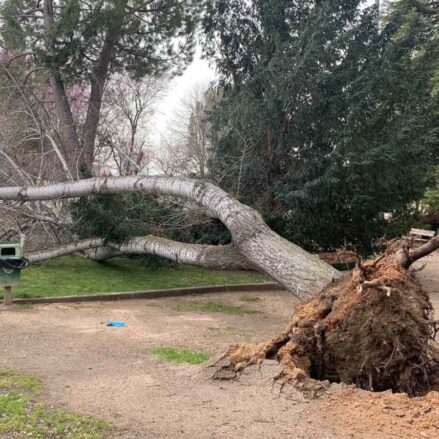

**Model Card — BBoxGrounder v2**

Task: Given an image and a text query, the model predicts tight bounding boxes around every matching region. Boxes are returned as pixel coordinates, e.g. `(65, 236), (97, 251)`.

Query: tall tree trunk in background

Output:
(43, 0), (81, 176)
(0, 175), (339, 300)
(81, 0), (128, 177)
(43, 0), (128, 178)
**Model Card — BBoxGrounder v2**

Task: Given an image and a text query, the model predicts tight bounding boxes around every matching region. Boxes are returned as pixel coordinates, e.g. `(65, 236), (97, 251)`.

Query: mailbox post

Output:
(0, 244), (28, 306)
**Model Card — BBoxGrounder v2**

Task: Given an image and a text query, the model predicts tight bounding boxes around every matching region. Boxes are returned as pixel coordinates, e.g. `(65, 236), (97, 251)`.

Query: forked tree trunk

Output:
(0, 176), (339, 300)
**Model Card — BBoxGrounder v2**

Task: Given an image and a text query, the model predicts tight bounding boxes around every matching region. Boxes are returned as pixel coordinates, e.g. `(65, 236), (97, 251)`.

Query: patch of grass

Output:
(0, 369), (41, 392)
(171, 300), (259, 315)
(239, 295), (261, 303)
(2, 257), (269, 299)
(0, 369), (111, 438)
(149, 347), (210, 365)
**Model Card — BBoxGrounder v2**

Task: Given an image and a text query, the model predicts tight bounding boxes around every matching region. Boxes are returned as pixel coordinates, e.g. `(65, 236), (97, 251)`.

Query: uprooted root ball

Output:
(213, 258), (439, 396)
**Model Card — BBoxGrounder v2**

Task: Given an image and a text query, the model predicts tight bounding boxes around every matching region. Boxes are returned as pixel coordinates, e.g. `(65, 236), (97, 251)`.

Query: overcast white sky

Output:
(151, 49), (216, 142)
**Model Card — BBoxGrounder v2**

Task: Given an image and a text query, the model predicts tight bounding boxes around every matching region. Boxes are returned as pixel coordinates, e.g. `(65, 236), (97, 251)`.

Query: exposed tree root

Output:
(212, 248), (439, 396)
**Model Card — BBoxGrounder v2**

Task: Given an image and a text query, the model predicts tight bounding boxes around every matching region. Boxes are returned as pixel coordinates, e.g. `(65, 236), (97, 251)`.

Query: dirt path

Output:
(1, 254), (439, 439)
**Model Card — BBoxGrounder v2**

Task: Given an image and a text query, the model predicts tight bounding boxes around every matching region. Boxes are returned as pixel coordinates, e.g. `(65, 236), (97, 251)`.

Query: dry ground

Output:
(1, 252), (439, 439)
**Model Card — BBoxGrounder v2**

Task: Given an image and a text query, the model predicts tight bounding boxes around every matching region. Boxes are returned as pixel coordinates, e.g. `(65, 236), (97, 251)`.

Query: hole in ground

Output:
(306, 355), (439, 397)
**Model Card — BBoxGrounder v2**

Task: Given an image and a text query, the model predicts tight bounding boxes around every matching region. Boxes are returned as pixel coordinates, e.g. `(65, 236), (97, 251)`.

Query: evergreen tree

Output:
(203, 0), (439, 253)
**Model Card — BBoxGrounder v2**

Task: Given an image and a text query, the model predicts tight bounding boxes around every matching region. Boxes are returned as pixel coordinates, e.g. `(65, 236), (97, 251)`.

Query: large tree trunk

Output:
(0, 176), (339, 300)
(81, 1), (128, 177)
(43, 0), (128, 179)
(43, 0), (81, 176)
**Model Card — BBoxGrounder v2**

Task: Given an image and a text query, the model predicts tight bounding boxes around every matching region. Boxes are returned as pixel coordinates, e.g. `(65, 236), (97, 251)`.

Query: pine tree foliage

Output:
(1, 0), (199, 78)
(203, 0), (439, 253)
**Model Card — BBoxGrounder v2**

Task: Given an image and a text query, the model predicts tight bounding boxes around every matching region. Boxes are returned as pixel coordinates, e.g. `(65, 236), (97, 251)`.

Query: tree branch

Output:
(28, 235), (255, 271)
(28, 238), (104, 263)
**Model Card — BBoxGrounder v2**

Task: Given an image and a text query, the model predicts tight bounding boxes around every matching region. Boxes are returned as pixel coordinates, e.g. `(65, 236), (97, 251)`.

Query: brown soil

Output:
(1, 251), (439, 438)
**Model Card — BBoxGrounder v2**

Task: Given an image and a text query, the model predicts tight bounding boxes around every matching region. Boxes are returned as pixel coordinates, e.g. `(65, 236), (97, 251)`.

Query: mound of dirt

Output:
(323, 387), (439, 438)
(213, 255), (439, 396)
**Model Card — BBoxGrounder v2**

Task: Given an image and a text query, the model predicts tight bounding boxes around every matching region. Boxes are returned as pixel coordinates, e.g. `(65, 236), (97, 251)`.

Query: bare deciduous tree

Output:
(156, 84), (221, 178)
(97, 74), (166, 176)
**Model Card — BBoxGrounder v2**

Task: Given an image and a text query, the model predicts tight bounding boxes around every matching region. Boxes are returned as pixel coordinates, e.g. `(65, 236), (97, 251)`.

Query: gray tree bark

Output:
(43, 0), (81, 174)
(28, 238), (104, 263)
(81, 0), (128, 176)
(0, 176), (340, 299)
(28, 236), (255, 271)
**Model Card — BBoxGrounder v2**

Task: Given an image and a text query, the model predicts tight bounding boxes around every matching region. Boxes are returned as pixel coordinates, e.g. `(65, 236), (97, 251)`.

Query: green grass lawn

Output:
(0, 369), (111, 438)
(149, 347), (210, 365)
(3, 256), (268, 299)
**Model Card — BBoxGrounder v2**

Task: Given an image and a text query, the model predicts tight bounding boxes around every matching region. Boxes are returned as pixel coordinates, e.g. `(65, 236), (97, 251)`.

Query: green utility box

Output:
(0, 243), (25, 287)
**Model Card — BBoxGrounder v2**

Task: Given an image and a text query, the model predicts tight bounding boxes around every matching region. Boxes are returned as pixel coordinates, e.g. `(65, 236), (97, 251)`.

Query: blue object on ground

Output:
(106, 321), (126, 327)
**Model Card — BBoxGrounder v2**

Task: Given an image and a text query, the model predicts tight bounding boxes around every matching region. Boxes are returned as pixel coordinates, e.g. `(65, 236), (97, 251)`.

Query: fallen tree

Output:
(1, 175), (438, 394)
(0, 175), (338, 300)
